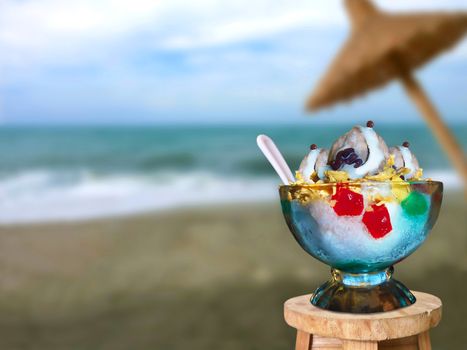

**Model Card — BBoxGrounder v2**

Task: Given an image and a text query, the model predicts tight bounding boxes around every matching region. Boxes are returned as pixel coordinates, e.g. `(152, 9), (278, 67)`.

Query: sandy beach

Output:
(0, 193), (465, 349)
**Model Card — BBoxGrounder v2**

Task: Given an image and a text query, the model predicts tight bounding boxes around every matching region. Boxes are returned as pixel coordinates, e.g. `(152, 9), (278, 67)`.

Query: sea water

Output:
(0, 124), (464, 224)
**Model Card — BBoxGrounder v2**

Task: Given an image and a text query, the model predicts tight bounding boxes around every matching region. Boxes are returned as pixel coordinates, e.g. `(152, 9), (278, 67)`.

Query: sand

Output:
(0, 193), (465, 350)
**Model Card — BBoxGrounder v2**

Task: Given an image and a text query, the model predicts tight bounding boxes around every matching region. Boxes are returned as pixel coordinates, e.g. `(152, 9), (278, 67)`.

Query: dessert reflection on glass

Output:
(257, 121), (443, 313)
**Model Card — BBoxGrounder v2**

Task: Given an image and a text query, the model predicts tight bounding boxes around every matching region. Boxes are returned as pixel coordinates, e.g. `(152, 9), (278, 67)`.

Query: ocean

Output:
(0, 124), (465, 224)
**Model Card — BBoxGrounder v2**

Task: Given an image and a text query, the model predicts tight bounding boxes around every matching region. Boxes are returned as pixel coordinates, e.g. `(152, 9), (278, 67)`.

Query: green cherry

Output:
(401, 192), (428, 216)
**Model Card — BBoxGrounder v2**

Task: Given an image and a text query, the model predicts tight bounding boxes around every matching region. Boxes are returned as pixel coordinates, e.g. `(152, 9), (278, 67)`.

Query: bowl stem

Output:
(311, 266), (416, 313)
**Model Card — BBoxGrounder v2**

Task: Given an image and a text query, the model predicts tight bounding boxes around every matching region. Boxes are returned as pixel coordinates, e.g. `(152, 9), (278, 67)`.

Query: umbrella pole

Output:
(400, 73), (467, 187)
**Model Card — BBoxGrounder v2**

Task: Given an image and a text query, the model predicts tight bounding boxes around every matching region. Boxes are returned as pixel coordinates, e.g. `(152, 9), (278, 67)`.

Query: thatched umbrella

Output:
(308, 0), (467, 186)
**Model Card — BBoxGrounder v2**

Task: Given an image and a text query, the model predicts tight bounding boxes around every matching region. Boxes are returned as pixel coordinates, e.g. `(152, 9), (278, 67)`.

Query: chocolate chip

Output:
(366, 120), (374, 128)
(402, 141), (410, 148)
(310, 144), (317, 150)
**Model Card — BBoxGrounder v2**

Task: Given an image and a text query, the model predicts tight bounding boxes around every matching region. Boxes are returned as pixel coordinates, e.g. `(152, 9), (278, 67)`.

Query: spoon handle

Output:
(257, 134), (295, 185)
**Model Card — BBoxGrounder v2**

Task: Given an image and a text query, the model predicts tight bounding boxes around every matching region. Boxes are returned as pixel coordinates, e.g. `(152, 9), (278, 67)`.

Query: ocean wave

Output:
(0, 170), (277, 224)
(0, 169), (461, 224)
(423, 170), (463, 189)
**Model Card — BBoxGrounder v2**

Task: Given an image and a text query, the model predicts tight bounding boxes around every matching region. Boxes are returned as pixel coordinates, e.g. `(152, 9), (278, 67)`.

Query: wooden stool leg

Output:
(295, 330), (312, 350)
(342, 340), (378, 350)
(417, 331), (431, 350)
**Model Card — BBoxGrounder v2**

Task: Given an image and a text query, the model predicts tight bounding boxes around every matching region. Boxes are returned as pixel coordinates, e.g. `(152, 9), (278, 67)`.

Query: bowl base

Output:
(311, 267), (416, 313)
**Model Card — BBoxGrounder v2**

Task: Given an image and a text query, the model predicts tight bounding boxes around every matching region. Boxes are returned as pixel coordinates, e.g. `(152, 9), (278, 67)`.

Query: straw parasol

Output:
(307, 0), (467, 186)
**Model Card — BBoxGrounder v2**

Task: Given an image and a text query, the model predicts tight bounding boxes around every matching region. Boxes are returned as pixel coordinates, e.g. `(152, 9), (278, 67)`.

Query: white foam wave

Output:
(423, 170), (462, 189)
(0, 169), (460, 224)
(0, 170), (278, 224)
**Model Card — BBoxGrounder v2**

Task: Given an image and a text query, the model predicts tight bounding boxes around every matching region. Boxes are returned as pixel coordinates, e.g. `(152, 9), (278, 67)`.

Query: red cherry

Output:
(362, 204), (392, 239)
(332, 186), (364, 216)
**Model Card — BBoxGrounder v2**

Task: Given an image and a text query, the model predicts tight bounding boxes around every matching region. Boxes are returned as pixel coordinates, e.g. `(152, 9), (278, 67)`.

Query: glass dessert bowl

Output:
(258, 121), (444, 313)
(279, 181), (443, 313)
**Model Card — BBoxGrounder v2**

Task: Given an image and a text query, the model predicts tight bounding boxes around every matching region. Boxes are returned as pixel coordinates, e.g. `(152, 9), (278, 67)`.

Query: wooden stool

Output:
(284, 291), (442, 350)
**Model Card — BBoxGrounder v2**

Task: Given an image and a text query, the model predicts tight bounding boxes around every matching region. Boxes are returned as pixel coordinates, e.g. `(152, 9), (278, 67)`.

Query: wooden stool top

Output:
(284, 291), (442, 341)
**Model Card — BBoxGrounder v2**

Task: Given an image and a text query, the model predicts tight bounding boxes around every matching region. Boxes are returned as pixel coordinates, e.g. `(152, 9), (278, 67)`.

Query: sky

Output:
(0, 0), (466, 125)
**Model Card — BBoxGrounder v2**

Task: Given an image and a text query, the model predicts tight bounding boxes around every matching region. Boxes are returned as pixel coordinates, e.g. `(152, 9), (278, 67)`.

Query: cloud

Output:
(1, 0), (466, 66)
(1, 0), (467, 124)
(0, 0), (166, 68)
(0, 0), (344, 67)
(158, 1), (344, 50)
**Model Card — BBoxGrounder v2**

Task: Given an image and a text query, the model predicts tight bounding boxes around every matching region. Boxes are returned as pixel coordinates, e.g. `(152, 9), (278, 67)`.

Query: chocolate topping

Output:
(366, 120), (374, 128)
(329, 148), (364, 170)
(310, 144), (318, 150)
(402, 141), (410, 148)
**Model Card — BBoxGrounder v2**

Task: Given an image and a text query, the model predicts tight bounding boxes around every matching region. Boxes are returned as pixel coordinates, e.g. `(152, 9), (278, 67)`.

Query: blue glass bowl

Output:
(279, 181), (443, 313)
